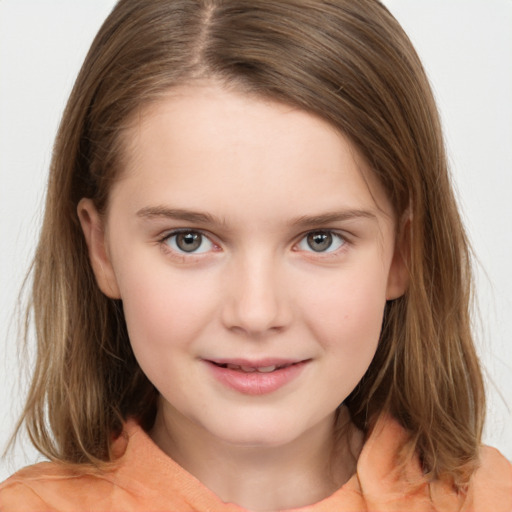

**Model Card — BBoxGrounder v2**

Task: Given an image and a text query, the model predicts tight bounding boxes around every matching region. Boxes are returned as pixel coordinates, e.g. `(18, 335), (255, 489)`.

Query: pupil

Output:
(307, 232), (332, 252)
(177, 232), (201, 252)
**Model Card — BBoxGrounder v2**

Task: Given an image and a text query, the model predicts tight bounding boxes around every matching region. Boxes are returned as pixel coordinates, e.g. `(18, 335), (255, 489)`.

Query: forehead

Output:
(111, 82), (394, 224)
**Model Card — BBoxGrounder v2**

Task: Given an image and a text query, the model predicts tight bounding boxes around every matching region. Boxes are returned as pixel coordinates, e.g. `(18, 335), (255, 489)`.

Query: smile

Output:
(204, 359), (309, 395)
(211, 362), (295, 373)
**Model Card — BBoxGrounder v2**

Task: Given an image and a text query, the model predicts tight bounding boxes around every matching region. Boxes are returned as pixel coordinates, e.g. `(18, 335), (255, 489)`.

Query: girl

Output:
(1, 0), (511, 510)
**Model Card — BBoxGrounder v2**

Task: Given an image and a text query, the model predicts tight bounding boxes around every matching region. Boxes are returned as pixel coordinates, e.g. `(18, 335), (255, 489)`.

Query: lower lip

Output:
(205, 361), (308, 395)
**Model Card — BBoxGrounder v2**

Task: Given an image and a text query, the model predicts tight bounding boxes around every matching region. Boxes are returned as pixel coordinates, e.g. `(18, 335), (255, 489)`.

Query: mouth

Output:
(208, 361), (299, 373)
(204, 358), (309, 395)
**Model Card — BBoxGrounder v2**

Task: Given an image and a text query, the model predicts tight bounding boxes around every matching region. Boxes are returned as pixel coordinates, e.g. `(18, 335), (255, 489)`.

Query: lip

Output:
(204, 358), (310, 396)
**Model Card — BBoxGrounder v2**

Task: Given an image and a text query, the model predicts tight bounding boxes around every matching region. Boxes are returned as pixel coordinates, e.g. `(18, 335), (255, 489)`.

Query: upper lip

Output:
(204, 357), (308, 369)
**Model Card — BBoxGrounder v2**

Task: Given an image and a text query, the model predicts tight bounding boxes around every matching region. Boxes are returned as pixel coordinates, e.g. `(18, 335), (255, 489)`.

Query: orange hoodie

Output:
(1, 415), (511, 511)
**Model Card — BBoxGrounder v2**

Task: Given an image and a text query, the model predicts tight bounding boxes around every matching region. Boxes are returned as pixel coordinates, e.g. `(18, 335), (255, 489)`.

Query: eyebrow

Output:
(290, 209), (378, 228)
(136, 205), (377, 228)
(136, 206), (224, 225)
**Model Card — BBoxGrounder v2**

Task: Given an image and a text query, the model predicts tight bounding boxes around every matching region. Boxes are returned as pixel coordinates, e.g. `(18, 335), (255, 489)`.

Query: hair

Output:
(14, 0), (484, 488)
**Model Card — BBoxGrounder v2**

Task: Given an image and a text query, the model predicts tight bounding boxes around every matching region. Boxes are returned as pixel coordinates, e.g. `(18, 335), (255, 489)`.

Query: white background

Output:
(1, 1), (511, 480)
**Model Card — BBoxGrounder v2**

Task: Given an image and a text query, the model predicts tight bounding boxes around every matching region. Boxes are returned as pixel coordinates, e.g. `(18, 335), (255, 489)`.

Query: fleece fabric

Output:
(1, 415), (511, 511)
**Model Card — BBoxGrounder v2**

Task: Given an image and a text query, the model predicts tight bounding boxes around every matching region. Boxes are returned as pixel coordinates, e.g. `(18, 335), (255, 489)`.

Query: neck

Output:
(150, 406), (363, 511)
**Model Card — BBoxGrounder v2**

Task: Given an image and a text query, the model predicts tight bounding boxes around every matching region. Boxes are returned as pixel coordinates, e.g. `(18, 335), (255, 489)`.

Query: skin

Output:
(79, 82), (408, 511)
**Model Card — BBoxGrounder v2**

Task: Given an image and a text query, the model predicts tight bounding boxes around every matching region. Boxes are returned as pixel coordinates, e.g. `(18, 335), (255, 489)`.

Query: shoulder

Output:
(0, 424), (133, 511)
(0, 420), (228, 512)
(358, 414), (512, 512)
(0, 461), (125, 511)
(427, 444), (512, 512)
(0, 464), (48, 510)
(467, 445), (512, 511)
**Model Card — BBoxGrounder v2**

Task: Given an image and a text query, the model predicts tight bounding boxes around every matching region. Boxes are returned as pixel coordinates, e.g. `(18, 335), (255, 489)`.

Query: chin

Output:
(200, 409), (325, 449)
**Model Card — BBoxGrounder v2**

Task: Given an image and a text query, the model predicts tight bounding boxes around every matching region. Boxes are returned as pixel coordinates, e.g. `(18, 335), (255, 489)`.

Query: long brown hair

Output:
(15, 0), (484, 486)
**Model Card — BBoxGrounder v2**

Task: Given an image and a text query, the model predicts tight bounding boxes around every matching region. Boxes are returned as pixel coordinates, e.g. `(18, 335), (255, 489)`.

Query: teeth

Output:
(224, 364), (278, 373)
(257, 365), (277, 373)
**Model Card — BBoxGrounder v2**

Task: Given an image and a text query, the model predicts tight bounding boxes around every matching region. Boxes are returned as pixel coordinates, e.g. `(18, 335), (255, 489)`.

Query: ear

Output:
(386, 214), (411, 301)
(77, 198), (121, 299)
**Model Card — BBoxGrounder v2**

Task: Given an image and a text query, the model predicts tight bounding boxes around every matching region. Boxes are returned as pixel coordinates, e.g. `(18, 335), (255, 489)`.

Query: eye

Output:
(297, 231), (345, 253)
(164, 230), (214, 254)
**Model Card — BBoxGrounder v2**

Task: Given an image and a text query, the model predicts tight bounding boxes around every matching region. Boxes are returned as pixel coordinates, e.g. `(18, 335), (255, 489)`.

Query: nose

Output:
(221, 252), (292, 337)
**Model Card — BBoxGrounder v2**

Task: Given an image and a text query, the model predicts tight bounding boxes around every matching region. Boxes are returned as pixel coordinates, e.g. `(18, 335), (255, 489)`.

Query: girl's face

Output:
(80, 83), (407, 449)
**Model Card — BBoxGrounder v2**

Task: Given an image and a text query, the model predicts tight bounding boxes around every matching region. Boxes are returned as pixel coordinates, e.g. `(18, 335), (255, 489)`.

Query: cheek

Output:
(115, 262), (219, 356)
(302, 259), (389, 357)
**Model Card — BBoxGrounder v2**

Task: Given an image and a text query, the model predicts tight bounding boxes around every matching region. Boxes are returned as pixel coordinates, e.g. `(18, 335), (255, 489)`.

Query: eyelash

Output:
(159, 229), (219, 259)
(295, 231), (347, 255)
(159, 229), (349, 259)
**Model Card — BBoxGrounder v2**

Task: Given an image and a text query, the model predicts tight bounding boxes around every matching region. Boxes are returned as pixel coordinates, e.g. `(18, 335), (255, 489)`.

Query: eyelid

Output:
(157, 227), (350, 259)
(160, 227), (217, 242)
(293, 229), (349, 255)
(159, 228), (221, 255)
